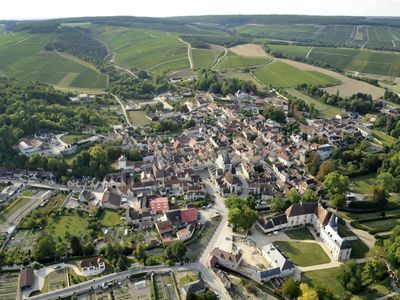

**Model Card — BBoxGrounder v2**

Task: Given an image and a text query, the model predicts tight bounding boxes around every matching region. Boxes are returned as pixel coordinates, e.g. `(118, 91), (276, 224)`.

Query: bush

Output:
(348, 200), (386, 210)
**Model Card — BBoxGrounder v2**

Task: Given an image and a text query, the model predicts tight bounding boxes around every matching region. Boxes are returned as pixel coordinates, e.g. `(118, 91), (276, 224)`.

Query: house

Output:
(149, 197), (169, 214)
(101, 191), (122, 210)
(356, 125), (372, 137)
(180, 279), (206, 298)
(80, 256), (106, 276)
(257, 202), (352, 261)
(259, 244), (294, 282)
(209, 248), (242, 270)
(19, 267), (34, 290)
(79, 190), (94, 202)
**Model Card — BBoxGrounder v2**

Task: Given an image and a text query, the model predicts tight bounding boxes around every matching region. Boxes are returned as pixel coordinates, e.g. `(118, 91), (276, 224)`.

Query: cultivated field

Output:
(276, 58), (384, 98)
(217, 51), (271, 69)
(235, 24), (400, 51)
(269, 44), (400, 77)
(0, 272), (19, 300)
(0, 32), (107, 89)
(95, 26), (189, 74)
(253, 61), (340, 88)
(192, 46), (223, 69)
(229, 43), (269, 57)
(46, 269), (68, 292)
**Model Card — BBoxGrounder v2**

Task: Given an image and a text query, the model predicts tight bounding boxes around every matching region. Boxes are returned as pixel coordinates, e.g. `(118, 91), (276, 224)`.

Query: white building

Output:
(257, 202), (352, 261)
(80, 256), (105, 276)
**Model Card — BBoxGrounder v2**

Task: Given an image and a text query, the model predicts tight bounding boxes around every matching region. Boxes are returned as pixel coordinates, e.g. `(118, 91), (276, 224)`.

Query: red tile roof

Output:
(180, 208), (198, 224)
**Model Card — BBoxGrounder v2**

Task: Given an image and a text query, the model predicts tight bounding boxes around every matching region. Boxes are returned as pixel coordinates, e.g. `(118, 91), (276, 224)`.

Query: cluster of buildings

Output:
(257, 202), (352, 261)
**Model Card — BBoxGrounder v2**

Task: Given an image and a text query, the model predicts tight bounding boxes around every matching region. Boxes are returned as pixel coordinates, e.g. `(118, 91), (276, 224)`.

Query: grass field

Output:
(268, 44), (400, 77)
(301, 267), (345, 299)
(302, 267), (392, 299)
(45, 211), (89, 239)
(61, 133), (89, 145)
(45, 269), (68, 292)
(340, 209), (400, 221)
(95, 26), (189, 74)
(0, 32), (107, 89)
(0, 197), (31, 222)
(274, 241), (330, 266)
(127, 110), (151, 126)
(350, 238), (369, 259)
(372, 129), (396, 146)
(98, 209), (122, 227)
(285, 88), (342, 117)
(285, 228), (315, 240)
(192, 47), (222, 69)
(351, 174), (377, 194)
(218, 51), (270, 69)
(254, 61), (340, 88)
(0, 272), (19, 300)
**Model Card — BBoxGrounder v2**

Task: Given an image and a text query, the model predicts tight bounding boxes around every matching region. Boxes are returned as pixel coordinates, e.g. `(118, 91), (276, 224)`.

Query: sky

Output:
(1, 0), (399, 20)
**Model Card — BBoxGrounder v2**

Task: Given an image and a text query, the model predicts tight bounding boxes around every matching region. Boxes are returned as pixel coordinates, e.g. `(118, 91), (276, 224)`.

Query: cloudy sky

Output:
(1, 0), (399, 20)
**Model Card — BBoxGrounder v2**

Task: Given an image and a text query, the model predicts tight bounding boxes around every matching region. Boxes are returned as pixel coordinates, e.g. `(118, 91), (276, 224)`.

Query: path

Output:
(306, 47), (314, 59)
(110, 93), (133, 128)
(211, 46), (228, 70)
(361, 25), (370, 49)
(179, 38), (194, 70)
(113, 64), (138, 79)
(345, 219), (376, 248)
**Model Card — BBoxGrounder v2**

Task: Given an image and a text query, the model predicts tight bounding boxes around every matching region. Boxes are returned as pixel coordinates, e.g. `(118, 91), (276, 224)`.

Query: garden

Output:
(274, 241), (330, 267)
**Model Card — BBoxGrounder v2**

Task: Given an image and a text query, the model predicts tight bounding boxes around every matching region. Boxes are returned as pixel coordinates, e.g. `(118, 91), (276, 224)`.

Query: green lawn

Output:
(372, 129), (396, 147)
(192, 47), (222, 69)
(351, 174), (377, 194)
(179, 273), (200, 286)
(45, 212), (89, 239)
(285, 88), (342, 117)
(285, 228), (315, 240)
(302, 267), (346, 299)
(218, 51), (270, 69)
(350, 238), (369, 259)
(20, 189), (34, 197)
(337, 224), (355, 237)
(98, 209), (122, 227)
(302, 267), (393, 299)
(60, 133), (89, 145)
(274, 241), (330, 266)
(359, 218), (400, 233)
(254, 61), (340, 88)
(127, 110), (151, 126)
(0, 197), (31, 222)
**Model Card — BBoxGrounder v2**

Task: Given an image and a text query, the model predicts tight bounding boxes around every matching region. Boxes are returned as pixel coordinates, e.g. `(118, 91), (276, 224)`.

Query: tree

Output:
(330, 194), (347, 209)
(298, 283), (318, 300)
(317, 160), (336, 180)
(369, 184), (387, 205)
(377, 172), (396, 193)
(383, 225), (400, 281)
(224, 195), (242, 209)
(362, 260), (387, 284)
(70, 236), (82, 256)
(286, 188), (301, 204)
(324, 172), (350, 198)
(135, 243), (146, 262)
(34, 235), (56, 261)
(116, 255), (128, 271)
(245, 195), (257, 210)
(301, 190), (318, 202)
(281, 278), (300, 298)
(164, 241), (187, 262)
(340, 260), (364, 293)
(228, 206), (258, 231)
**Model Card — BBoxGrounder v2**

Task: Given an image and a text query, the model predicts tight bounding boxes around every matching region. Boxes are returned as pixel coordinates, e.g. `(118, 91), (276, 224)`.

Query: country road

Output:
(113, 64), (138, 79)
(110, 93), (133, 128)
(179, 38), (194, 69)
(211, 45), (228, 70)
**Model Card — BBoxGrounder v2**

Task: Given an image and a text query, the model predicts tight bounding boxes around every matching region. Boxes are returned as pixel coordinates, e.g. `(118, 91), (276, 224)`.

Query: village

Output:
(0, 86), (393, 300)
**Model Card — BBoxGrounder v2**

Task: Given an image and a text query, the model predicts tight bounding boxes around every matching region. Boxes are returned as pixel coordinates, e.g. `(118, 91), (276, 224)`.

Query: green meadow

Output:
(218, 51), (271, 69)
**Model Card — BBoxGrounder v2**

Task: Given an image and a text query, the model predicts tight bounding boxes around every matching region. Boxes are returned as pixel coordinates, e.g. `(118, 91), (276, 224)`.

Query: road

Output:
(110, 93), (133, 128)
(27, 265), (188, 300)
(113, 64), (138, 79)
(179, 38), (194, 70)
